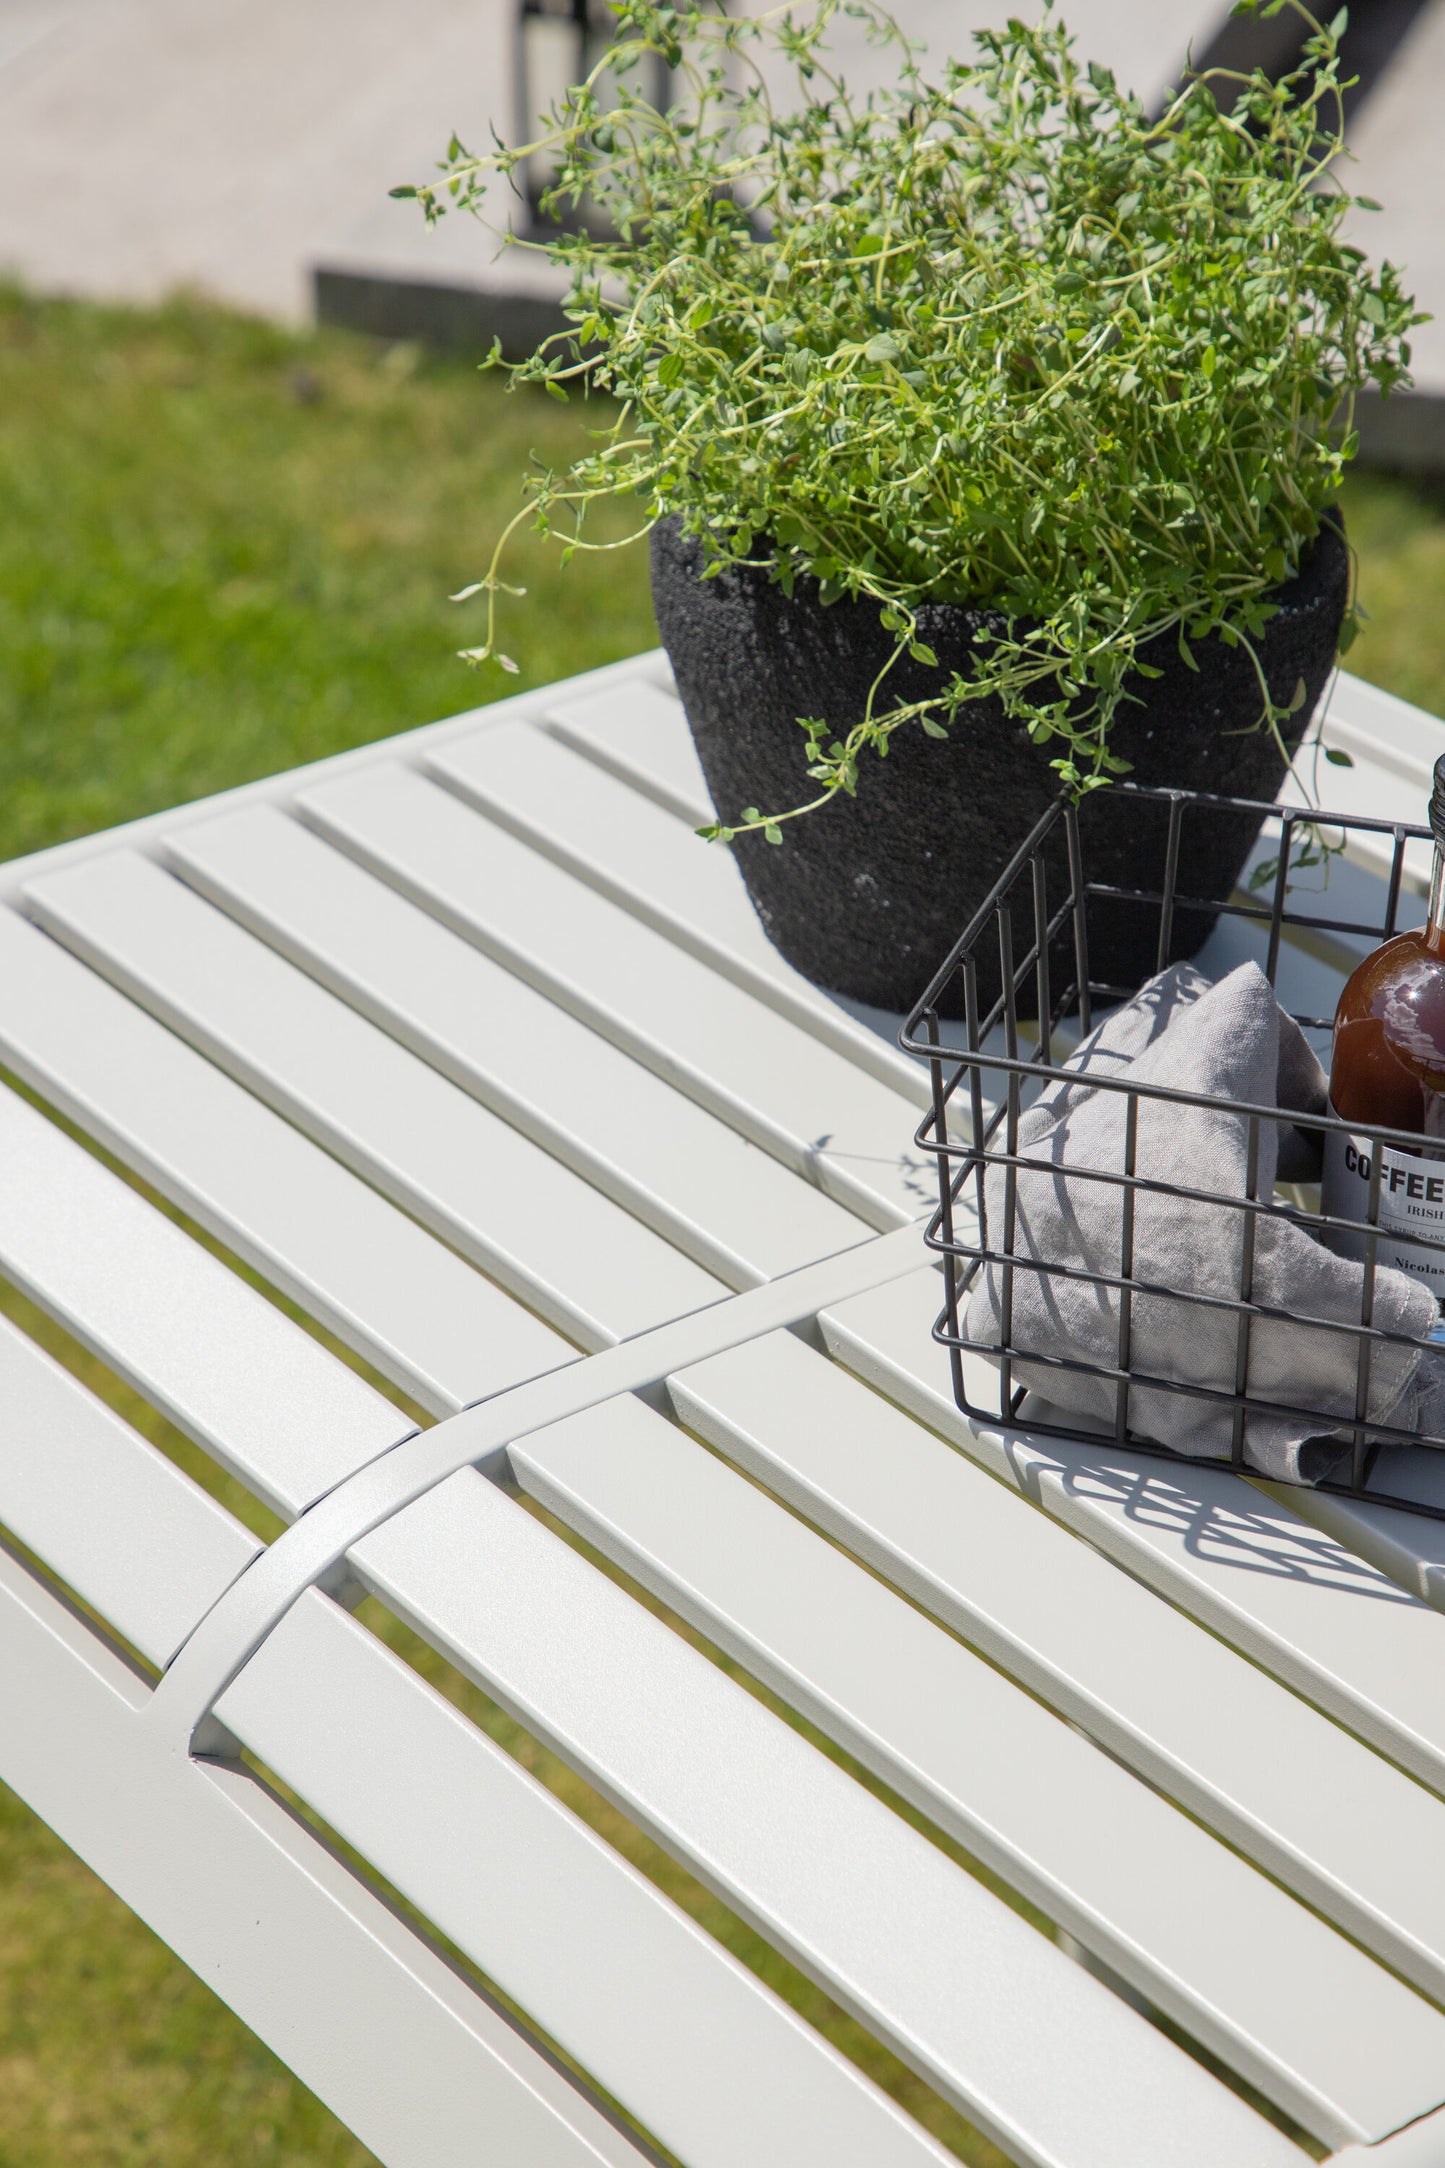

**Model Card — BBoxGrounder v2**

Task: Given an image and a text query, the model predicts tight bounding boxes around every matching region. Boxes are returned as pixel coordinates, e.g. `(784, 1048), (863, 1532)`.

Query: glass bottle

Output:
(1321, 751), (1445, 1299)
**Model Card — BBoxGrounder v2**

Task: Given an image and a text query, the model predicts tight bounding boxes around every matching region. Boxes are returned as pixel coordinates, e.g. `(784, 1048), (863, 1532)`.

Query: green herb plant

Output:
(398, 0), (1422, 844)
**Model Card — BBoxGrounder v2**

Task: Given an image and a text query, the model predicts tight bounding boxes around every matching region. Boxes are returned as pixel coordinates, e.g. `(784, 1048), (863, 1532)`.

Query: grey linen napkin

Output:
(965, 961), (1438, 1482)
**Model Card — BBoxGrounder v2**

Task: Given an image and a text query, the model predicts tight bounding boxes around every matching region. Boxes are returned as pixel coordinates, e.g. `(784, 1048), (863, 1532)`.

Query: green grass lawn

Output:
(0, 282), (1440, 2166)
(0, 285), (661, 867)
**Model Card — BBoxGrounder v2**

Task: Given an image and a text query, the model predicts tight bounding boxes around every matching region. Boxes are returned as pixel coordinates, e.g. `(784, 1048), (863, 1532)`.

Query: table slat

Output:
(296, 764), (932, 1228)
(0, 906), (572, 1414)
(1271, 675), (1445, 892)
(1279, 733), (1433, 889)
(25, 852), (726, 1347)
(670, 1325), (1445, 2013)
(346, 1468), (1303, 2168)
(822, 1267), (1445, 1803)
(161, 805), (868, 1288)
(540, 677), (713, 828)
(1326, 672), (1445, 793)
(0, 1313), (259, 1666)
(214, 1585), (954, 2168)
(428, 720), (926, 1103)
(510, 1390), (1445, 2147)
(0, 1548), (654, 2168)
(0, 1081), (412, 1516)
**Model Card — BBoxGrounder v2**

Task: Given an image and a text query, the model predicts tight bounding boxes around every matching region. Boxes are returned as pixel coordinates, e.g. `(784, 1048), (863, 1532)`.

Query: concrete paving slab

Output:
(1346, 0), (1445, 404)
(0, 0), (510, 318)
(0, 0), (1213, 327)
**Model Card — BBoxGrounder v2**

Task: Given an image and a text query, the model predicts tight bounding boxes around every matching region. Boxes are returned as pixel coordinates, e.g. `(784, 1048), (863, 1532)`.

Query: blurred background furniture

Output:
(0, 0), (1441, 463)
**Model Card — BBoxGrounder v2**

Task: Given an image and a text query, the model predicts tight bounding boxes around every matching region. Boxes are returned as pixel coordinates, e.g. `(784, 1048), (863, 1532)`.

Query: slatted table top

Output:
(5, 652), (1445, 2168)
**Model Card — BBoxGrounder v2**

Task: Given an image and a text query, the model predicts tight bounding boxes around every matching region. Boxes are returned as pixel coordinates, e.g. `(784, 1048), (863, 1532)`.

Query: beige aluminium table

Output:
(4, 652), (1445, 2166)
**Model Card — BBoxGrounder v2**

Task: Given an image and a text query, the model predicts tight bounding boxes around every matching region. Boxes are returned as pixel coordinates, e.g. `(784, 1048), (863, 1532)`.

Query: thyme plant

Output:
(399, 0), (1421, 842)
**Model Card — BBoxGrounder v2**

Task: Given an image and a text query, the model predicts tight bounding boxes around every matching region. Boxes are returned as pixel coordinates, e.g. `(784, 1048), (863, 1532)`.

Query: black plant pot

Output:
(651, 514), (1350, 1015)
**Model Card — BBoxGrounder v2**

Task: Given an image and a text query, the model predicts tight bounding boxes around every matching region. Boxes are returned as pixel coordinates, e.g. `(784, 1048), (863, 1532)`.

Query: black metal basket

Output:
(899, 781), (1445, 1522)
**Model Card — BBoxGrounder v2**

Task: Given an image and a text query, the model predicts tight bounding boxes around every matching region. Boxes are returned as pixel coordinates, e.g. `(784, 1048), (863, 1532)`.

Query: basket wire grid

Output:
(899, 782), (1445, 1521)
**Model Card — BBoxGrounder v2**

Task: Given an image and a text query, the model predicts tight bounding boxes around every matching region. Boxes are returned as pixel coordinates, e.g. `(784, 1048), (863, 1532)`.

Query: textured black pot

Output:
(651, 514), (1350, 1015)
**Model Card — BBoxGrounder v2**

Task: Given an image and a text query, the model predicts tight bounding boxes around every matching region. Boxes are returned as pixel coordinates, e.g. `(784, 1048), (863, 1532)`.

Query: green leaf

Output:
(763, 823), (784, 845)
(1287, 675), (1307, 714)
(427, 0), (1418, 847)
(1323, 746), (1354, 766)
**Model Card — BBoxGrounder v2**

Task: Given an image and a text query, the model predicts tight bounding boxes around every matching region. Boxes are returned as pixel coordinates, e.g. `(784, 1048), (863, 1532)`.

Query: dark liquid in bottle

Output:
(1322, 753), (1445, 1297)
(1323, 922), (1445, 1298)
(1330, 925), (1445, 1137)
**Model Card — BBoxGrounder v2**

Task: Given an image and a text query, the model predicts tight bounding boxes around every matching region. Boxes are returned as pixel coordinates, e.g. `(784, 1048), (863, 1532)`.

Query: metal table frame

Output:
(5, 651), (1445, 2167)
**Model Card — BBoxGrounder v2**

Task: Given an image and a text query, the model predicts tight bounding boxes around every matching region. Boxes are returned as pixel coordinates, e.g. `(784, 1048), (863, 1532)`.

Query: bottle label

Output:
(1320, 1126), (1445, 1294)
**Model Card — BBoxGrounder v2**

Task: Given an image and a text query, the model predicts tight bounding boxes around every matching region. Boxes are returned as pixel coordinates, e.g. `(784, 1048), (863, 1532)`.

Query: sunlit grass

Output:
(1338, 468), (1445, 720)
(0, 284), (658, 865)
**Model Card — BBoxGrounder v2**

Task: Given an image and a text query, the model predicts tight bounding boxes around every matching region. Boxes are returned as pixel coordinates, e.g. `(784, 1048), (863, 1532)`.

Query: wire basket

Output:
(899, 782), (1445, 1521)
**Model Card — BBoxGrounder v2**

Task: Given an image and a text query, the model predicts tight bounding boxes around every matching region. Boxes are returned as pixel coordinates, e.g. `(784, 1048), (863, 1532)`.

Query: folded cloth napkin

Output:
(965, 960), (1439, 1483)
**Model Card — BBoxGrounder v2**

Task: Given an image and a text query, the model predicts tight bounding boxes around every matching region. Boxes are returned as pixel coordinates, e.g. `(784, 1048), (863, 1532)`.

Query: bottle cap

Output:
(1434, 754), (1445, 850)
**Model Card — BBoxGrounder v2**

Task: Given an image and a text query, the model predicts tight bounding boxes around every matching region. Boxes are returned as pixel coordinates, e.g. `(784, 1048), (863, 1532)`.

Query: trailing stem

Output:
(397, 0), (1423, 841)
